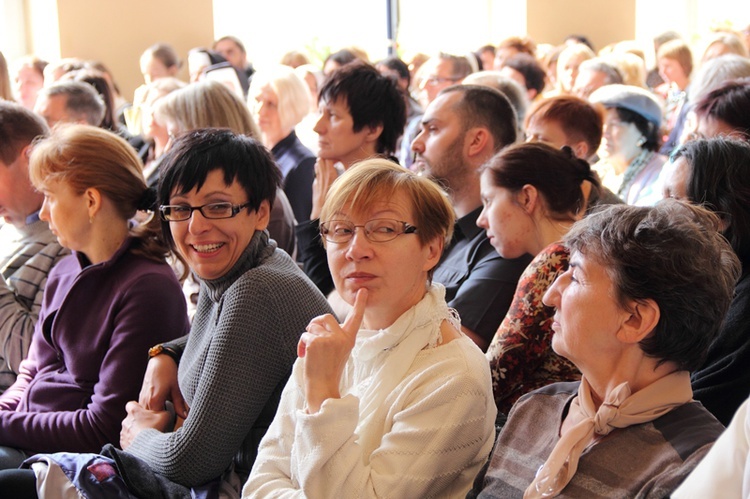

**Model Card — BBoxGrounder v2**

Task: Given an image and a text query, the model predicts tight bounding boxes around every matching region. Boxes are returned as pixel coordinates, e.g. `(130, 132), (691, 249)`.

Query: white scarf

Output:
(344, 283), (458, 460)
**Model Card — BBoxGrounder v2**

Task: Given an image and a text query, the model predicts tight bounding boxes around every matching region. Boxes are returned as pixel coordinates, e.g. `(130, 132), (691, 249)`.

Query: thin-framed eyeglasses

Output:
(421, 76), (461, 88)
(320, 218), (418, 244)
(159, 202), (252, 222)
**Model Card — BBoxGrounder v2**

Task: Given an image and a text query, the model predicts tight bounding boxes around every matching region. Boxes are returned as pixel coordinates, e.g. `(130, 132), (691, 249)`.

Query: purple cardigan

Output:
(0, 238), (189, 454)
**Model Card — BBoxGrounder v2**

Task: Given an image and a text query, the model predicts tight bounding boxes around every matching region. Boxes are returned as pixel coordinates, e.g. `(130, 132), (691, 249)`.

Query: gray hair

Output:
(578, 58), (624, 85)
(689, 54), (750, 104)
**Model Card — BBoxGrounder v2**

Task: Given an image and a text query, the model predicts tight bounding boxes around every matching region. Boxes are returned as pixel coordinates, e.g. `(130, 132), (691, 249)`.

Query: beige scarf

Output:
(524, 370), (693, 498)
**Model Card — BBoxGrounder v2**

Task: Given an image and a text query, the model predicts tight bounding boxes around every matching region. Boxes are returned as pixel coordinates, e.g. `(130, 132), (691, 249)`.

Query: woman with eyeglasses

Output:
(0, 124), (189, 474)
(1, 129), (332, 497)
(245, 159), (496, 498)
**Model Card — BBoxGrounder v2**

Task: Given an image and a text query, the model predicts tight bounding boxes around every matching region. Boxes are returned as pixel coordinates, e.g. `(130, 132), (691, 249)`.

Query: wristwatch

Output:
(148, 344), (180, 364)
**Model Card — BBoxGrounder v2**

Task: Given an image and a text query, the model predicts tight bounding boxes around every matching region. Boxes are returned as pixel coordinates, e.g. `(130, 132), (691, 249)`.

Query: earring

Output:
(637, 137), (646, 147)
(89, 216), (94, 224)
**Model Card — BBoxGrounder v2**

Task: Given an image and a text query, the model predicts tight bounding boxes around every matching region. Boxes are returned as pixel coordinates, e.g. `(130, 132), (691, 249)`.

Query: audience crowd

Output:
(1, 21), (750, 497)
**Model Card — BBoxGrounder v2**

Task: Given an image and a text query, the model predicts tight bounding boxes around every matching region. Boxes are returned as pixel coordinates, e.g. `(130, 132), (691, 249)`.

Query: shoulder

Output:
(48, 254), (81, 279)
(227, 250), (329, 310)
(116, 252), (180, 285)
(411, 337), (493, 393)
(522, 243), (569, 279)
(651, 402), (725, 459)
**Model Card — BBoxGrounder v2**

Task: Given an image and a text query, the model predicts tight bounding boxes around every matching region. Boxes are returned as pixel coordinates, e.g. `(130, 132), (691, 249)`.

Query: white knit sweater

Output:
(244, 285), (496, 498)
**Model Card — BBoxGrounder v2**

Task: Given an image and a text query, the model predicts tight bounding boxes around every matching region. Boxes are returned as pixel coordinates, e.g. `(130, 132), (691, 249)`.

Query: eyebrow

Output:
(170, 190), (233, 201)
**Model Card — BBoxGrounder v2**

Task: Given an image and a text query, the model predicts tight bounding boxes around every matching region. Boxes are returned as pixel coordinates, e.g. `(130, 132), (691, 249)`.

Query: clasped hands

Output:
(120, 353), (189, 449)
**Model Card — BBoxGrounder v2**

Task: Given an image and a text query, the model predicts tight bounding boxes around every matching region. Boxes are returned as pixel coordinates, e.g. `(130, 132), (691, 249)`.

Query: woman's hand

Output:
(298, 289), (367, 413)
(120, 401), (173, 449)
(310, 158), (339, 220)
(138, 354), (188, 419)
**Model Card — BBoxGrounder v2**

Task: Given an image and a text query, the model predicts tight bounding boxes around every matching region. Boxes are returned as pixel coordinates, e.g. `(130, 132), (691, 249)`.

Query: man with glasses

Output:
(411, 85), (532, 352)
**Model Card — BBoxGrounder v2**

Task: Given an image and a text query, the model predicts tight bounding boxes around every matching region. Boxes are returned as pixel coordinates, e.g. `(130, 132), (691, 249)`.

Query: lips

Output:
(550, 316), (560, 332)
(345, 271), (376, 283)
(191, 242), (224, 253)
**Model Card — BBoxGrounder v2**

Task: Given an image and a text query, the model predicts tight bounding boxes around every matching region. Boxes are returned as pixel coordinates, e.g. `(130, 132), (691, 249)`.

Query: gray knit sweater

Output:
(126, 231), (332, 488)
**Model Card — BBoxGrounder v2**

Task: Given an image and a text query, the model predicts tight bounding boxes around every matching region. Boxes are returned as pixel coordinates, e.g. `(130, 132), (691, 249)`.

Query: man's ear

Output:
(466, 128), (491, 158)
(21, 144), (33, 161)
(617, 298), (660, 344)
(571, 140), (589, 160)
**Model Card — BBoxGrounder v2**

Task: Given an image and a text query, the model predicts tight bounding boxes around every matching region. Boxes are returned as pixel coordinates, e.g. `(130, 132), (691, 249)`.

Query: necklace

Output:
(618, 150), (655, 199)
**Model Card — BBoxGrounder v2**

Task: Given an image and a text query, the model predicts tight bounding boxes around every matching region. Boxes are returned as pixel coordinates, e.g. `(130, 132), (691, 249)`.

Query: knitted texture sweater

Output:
(246, 285), (496, 498)
(126, 231), (332, 489)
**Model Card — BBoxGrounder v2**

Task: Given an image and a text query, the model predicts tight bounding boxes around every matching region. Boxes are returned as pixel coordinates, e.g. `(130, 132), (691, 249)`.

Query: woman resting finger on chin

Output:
(245, 158), (497, 498)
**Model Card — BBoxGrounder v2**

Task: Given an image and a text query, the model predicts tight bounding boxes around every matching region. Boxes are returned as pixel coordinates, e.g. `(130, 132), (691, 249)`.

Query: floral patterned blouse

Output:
(485, 242), (580, 415)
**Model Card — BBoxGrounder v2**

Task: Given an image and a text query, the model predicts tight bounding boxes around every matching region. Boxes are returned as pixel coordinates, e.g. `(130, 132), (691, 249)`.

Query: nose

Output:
(411, 129), (425, 154)
(187, 209), (212, 235)
(344, 228), (374, 261)
(313, 114), (326, 135)
(542, 271), (566, 308)
(39, 197), (50, 222)
(476, 205), (489, 229)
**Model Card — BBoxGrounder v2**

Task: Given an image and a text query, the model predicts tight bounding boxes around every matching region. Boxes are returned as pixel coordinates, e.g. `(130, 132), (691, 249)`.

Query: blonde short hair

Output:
(320, 158), (456, 281)
(154, 80), (260, 138)
(249, 65), (312, 132)
(320, 158), (455, 254)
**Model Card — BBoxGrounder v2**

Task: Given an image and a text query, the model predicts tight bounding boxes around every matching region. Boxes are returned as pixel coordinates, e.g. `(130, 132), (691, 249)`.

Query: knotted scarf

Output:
(524, 370), (693, 498)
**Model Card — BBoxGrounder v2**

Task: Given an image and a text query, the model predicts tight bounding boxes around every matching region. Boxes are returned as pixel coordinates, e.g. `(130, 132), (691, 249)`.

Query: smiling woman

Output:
(0, 129), (332, 497)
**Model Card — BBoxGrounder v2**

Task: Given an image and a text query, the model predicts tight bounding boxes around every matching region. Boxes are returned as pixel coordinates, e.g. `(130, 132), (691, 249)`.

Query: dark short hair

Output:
(614, 106), (661, 151)
(324, 49), (358, 69)
(0, 100), (49, 164)
(694, 77), (750, 140)
(67, 69), (117, 131)
(145, 42), (181, 69)
(526, 95), (604, 155)
(157, 128), (281, 252)
(481, 142), (599, 218)
(213, 35), (246, 55)
(502, 53), (546, 95)
(377, 56), (410, 85)
(440, 84), (517, 151)
(564, 34), (595, 52)
(39, 80), (106, 126)
(671, 137), (750, 263)
(318, 61), (406, 155)
(497, 36), (536, 56)
(565, 200), (741, 371)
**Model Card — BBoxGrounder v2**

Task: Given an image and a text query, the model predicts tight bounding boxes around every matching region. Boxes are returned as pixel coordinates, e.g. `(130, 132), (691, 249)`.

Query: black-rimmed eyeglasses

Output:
(320, 219), (418, 244)
(159, 202), (252, 222)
